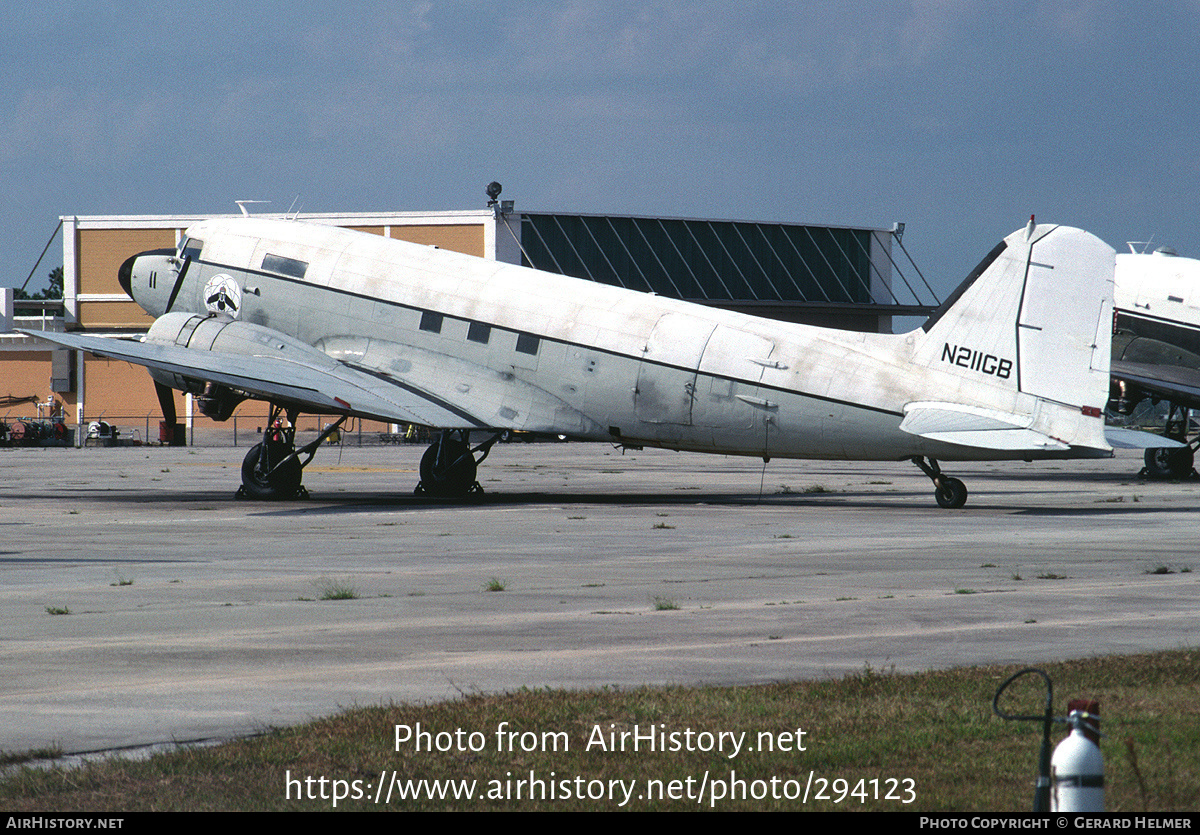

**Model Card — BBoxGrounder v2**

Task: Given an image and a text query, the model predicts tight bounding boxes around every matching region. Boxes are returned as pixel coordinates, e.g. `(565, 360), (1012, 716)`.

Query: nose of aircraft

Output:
(118, 253), (136, 299)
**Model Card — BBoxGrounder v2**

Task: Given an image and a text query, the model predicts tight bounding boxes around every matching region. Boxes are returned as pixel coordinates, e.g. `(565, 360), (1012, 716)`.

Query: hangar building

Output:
(1, 205), (933, 445)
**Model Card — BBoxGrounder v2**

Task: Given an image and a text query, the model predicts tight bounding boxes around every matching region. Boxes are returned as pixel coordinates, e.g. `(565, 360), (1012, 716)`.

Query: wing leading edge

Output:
(20, 329), (487, 429)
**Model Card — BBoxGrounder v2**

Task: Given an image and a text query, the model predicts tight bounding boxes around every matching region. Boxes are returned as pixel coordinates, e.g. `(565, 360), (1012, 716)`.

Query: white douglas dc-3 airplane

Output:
(26, 214), (1162, 508)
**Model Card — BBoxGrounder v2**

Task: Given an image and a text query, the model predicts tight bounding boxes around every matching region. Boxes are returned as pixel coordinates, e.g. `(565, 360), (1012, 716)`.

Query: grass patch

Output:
(652, 522), (675, 530)
(1036, 573), (1067, 580)
(110, 570), (133, 587)
(2, 651), (1196, 811)
(651, 595), (679, 611)
(0, 746), (63, 768)
(1147, 566), (1175, 575)
(483, 577), (507, 592)
(953, 589), (977, 595)
(314, 578), (359, 601)
(44, 606), (70, 616)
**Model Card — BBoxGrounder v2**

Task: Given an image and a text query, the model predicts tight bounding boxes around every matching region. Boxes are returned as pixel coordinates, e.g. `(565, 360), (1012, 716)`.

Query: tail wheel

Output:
(418, 437), (478, 497)
(240, 440), (303, 500)
(935, 477), (968, 509)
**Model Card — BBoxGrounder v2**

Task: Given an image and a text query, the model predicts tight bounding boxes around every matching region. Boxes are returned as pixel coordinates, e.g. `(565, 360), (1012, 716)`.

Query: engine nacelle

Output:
(144, 312), (335, 419)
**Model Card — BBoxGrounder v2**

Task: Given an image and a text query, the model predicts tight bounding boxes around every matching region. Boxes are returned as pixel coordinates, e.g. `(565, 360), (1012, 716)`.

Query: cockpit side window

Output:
(180, 237), (204, 261)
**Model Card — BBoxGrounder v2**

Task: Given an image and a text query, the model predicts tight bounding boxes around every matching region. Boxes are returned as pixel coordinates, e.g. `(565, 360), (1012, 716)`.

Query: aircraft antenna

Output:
(757, 421), (771, 503)
(235, 200), (270, 217)
(286, 195), (303, 219)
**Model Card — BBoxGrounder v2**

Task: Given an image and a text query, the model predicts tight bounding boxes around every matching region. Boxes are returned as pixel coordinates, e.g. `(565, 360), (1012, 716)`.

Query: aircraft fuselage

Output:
(117, 217), (1107, 465)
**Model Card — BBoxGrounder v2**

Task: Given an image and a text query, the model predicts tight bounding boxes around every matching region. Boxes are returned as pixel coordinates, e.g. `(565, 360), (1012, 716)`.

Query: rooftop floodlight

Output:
(486, 181), (505, 218)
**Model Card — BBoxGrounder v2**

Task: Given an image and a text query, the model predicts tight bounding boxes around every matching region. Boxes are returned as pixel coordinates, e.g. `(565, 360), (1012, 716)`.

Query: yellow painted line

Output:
(171, 462), (416, 473)
(307, 466), (417, 473)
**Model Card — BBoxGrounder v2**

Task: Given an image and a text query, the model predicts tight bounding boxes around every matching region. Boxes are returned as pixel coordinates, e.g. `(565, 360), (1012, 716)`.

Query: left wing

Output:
(22, 327), (488, 428)
(24, 313), (603, 437)
(1111, 359), (1200, 411)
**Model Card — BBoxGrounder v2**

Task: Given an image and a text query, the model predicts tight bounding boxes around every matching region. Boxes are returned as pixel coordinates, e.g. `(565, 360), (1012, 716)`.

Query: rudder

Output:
(908, 221), (1116, 453)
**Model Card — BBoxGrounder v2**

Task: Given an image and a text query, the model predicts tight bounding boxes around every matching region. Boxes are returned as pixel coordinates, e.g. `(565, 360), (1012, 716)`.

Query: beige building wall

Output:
(327, 224), (483, 255)
(2, 351), (63, 417)
(77, 228), (178, 329)
(388, 224), (484, 257)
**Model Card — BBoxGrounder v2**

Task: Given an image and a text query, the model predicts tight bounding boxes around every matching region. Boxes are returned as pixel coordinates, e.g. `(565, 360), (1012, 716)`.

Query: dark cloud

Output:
(4, 1), (1200, 296)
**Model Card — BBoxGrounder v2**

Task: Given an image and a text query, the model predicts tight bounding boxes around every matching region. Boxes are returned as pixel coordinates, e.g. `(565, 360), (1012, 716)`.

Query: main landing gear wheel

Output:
(1138, 401), (1198, 480)
(417, 436), (480, 497)
(934, 476), (968, 509)
(240, 440), (305, 500)
(232, 406), (345, 500)
(911, 456), (969, 509)
(1142, 446), (1195, 480)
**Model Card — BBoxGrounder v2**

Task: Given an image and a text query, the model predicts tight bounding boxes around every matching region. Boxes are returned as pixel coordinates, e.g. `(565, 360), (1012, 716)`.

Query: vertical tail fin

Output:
(909, 222), (1115, 452)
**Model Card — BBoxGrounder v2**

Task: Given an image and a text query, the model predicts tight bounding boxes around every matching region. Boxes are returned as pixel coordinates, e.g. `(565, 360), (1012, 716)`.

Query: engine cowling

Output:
(144, 312), (334, 420)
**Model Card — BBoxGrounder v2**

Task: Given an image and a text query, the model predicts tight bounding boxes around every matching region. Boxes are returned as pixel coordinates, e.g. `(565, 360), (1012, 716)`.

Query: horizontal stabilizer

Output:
(1104, 428), (1186, 449)
(907, 428), (1069, 452)
(900, 402), (1029, 434)
(899, 402), (1068, 451)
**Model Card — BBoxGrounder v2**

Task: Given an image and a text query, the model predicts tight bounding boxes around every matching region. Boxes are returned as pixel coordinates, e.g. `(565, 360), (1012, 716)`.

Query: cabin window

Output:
(420, 311), (443, 333)
(262, 253), (309, 279)
(467, 322), (491, 344)
(515, 333), (540, 355)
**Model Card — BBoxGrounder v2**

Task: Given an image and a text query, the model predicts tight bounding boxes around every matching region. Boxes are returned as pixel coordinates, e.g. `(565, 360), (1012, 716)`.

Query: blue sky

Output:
(4, 0), (1198, 301)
